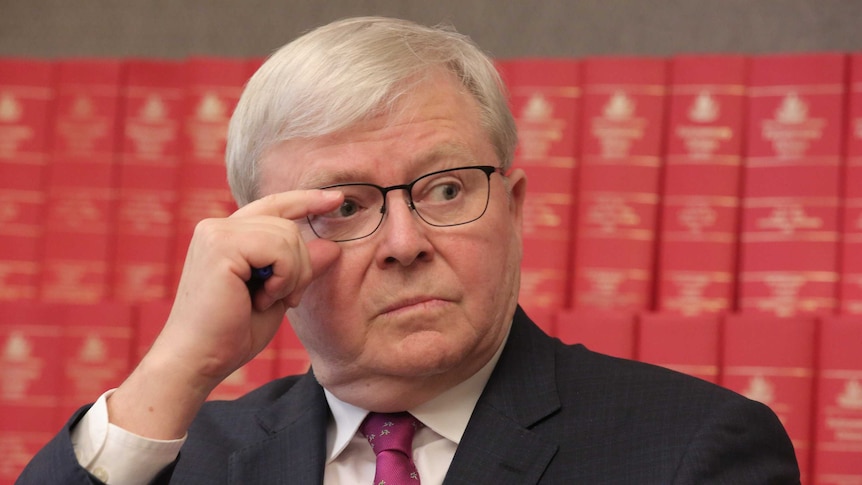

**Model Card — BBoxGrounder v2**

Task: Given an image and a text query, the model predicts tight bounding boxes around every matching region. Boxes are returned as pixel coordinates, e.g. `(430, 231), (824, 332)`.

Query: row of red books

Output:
(1, 53), (862, 319)
(499, 52), (862, 320)
(1, 301), (860, 483)
(0, 57), (260, 306)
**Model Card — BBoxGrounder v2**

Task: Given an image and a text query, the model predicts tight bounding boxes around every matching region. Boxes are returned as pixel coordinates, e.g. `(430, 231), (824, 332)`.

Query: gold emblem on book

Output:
(775, 93), (808, 125)
(70, 95), (96, 119)
(688, 91), (719, 123)
(79, 335), (107, 363)
(0, 92), (22, 122)
(743, 375), (776, 405)
(837, 379), (862, 410)
(603, 91), (635, 121)
(196, 92), (228, 122)
(140, 95), (167, 121)
(523, 94), (553, 121)
(2, 331), (32, 362)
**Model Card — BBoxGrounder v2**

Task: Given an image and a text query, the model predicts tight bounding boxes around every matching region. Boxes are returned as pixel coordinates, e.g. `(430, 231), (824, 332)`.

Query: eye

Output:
(424, 179), (464, 203)
(325, 198), (361, 219)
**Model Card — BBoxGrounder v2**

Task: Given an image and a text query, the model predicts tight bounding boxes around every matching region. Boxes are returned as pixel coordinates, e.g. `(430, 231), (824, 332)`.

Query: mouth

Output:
(378, 296), (450, 318)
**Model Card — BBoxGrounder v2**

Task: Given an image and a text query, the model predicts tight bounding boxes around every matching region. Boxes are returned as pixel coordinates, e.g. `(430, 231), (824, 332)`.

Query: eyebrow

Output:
(297, 143), (476, 189)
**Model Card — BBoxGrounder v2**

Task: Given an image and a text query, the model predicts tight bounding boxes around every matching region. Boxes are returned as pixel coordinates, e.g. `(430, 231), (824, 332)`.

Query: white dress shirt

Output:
(71, 333), (507, 485)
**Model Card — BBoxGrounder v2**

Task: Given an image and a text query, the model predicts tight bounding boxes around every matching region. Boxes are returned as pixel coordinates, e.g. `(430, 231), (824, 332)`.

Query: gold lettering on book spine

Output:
(820, 372), (862, 453)
(760, 92), (828, 159)
(126, 92), (180, 162)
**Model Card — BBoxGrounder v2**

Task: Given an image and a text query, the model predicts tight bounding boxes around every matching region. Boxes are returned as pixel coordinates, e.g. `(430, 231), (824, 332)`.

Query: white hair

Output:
(225, 16), (517, 206)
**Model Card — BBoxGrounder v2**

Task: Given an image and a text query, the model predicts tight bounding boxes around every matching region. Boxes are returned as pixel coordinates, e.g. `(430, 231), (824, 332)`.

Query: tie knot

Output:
(360, 412), (422, 456)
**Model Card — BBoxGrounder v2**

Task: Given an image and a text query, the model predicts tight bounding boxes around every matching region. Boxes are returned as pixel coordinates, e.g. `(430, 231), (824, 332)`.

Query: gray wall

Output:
(2, 0), (862, 60)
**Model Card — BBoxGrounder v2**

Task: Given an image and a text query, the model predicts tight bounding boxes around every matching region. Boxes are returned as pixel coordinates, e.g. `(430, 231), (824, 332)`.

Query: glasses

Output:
(307, 165), (500, 242)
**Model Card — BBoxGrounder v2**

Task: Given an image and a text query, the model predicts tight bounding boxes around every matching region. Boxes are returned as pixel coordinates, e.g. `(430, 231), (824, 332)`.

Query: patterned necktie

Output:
(360, 412), (423, 485)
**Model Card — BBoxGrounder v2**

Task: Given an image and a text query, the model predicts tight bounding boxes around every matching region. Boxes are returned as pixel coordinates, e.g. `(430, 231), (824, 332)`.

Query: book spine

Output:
(0, 59), (55, 301)
(58, 302), (134, 424)
(40, 59), (125, 303)
(112, 59), (185, 302)
(839, 53), (862, 315)
(570, 57), (668, 311)
(637, 313), (721, 383)
(655, 54), (747, 316)
(0, 302), (62, 482)
(721, 313), (817, 481)
(171, 57), (246, 288)
(555, 308), (637, 359)
(738, 53), (847, 317)
(812, 316), (862, 483)
(505, 58), (581, 315)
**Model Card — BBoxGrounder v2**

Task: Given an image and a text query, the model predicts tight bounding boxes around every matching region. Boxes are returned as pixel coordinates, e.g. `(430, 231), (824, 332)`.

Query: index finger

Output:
(230, 189), (343, 221)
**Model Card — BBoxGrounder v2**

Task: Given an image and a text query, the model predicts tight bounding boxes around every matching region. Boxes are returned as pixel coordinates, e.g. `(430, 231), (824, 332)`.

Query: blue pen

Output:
(246, 265), (273, 294)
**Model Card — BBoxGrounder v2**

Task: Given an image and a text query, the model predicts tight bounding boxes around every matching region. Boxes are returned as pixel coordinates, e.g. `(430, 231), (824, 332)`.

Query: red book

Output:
(655, 55), (748, 316)
(637, 312), (721, 383)
(555, 308), (636, 359)
(812, 316), (862, 483)
(171, 58), (246, 288)
(839, 53), (862, 315)
(570, 57), (667, 311)
(0, 302), (62, 482)
(721, 313), (817, 481)
(57, 302), (134, 424)
(738, 53), (847, 317)
(112, 59), (185, 302)
(275, 316), (311, 378)
(40, 59), (125, 303)
(0, 59), (55, 301)
(503, 58), (581, 315)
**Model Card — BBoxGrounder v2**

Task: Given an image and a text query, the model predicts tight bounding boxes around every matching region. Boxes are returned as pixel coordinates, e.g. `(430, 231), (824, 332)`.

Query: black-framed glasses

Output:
(307, 165), (500, 242)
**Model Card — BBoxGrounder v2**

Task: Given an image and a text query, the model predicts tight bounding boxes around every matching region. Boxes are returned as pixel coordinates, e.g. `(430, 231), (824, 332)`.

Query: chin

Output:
(382, 332), (473, 377)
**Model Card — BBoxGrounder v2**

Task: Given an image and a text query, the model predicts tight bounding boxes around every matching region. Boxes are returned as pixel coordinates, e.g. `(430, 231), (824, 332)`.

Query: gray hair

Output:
(225, 16), (517, 206)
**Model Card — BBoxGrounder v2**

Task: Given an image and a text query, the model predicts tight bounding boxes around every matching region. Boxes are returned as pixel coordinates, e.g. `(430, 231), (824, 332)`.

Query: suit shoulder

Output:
(554, 341), (749, 409)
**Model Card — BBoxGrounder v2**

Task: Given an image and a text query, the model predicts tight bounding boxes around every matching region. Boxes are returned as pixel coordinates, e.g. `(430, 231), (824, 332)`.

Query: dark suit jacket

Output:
(18, 307), (800, 484)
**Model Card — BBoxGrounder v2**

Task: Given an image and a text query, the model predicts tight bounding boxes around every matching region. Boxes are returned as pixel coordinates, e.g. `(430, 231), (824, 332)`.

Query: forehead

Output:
(258, 71), (494, 194)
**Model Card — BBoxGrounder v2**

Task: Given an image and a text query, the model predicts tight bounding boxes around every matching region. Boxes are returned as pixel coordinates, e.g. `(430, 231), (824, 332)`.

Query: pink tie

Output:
(360, 412), (423, 485)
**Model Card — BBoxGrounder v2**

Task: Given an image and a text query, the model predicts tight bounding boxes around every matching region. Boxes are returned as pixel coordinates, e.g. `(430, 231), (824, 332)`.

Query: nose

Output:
(374, 189), (434, 267)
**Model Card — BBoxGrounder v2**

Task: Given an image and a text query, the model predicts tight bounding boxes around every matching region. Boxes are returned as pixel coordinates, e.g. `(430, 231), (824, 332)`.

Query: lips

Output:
(378, 295), (451, 317)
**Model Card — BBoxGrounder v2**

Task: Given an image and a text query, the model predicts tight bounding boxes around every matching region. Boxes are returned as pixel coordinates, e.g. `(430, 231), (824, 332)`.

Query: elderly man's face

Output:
(259, 69), (526, 408)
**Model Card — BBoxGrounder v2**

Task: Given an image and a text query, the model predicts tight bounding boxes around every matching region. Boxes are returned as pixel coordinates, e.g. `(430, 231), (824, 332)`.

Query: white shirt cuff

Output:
(70, 389), (186, 485)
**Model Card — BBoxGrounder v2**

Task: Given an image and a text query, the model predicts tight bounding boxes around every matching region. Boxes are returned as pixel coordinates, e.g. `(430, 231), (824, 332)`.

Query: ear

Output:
(505, 168), (527, 237)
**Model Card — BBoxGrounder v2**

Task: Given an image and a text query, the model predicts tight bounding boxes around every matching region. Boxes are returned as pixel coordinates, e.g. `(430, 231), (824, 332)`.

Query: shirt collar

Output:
(323, 326), (510, 463)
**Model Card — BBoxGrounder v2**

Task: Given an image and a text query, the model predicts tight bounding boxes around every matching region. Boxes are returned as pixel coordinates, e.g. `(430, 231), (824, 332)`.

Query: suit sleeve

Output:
(671, 396), (801, 484)
(15, 407), (178, 485)
(16, 407), (109, 485)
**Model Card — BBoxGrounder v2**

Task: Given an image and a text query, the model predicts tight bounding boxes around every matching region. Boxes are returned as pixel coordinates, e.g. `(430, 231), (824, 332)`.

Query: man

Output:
(19, 16), (799, 484)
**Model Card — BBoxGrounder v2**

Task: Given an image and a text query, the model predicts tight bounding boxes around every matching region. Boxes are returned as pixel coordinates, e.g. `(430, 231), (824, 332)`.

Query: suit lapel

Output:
(228, 373), (329, 484)
(444, 308), (560, 485)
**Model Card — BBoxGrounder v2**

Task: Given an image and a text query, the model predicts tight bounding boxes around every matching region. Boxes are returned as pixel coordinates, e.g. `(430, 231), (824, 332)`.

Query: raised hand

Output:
(106, 189), (343, 439)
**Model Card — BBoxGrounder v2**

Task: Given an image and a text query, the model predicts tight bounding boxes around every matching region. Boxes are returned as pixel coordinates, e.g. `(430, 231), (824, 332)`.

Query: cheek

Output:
(288, 264), (362, 351)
